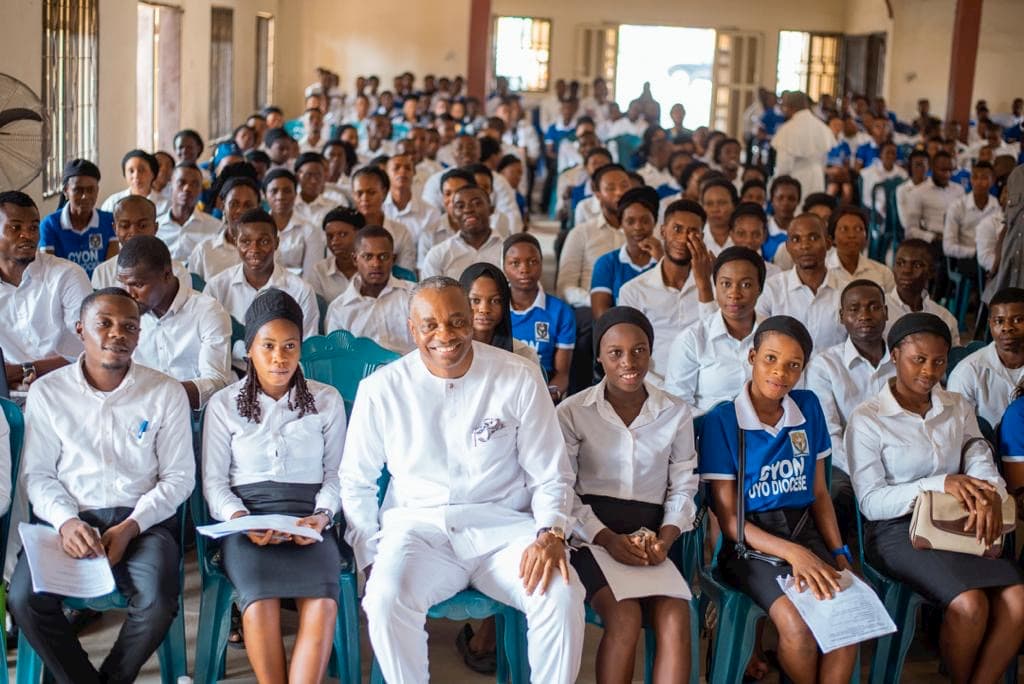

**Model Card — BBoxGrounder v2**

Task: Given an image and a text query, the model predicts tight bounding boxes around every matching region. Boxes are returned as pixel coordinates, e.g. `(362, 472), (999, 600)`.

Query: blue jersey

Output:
(699, 389), (831, 513)
(760, 108), (784, 136)
(510, 289), (576, 373)
(39, 207), (115, 278)
(1000, 396), (1024, 464)
(590, 246), (657, 302)
(827, 140), (851, 167)
(855, 141), (880, 168)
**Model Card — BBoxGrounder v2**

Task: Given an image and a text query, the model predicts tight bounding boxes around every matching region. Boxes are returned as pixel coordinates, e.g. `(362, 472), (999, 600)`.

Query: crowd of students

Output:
(1, 67), (1024, 684)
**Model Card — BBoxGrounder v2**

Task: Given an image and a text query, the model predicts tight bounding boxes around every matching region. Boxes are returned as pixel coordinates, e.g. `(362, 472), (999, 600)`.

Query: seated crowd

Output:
(1, 67), (1024, 684)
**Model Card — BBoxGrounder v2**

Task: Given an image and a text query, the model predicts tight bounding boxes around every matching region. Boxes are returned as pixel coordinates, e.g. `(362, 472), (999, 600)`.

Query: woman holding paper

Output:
(847, 313), (1024, 684)
(202, 288), (345, 684)
(557, 307), (698, 683)
(699, 316), (860, 684)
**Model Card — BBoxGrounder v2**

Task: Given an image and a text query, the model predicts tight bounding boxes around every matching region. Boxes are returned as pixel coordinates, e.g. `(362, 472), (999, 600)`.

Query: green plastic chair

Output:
(15, 504), (189, 684)
(316, 294), (329, 335)
(190, 272), (206, 292)
(300, 330), (401, 416)
(230, 316), (245, 348)
(610, 134), (643, 171)
(0, 399), (24, 683)
(944, 257), (976, 331)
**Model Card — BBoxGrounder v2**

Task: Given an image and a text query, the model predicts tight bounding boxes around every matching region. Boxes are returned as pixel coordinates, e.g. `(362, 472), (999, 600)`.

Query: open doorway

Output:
(615, 25), (716, 130)
(137, 2), (182, 151)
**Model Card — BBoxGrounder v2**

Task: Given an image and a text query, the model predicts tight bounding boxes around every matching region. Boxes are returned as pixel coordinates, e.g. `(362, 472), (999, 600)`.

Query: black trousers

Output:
(9, 507), (181, 684)
(830, 466), (858, 561)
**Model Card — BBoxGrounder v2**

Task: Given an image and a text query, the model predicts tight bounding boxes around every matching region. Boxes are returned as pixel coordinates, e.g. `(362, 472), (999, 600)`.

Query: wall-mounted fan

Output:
(0, 73), (47, 191)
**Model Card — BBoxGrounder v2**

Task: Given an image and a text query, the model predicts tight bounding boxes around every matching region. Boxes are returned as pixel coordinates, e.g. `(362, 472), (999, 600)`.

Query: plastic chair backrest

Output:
(301, 330), (401, 416)
(190, 272), (206, 292)
(316, 294), (328, 334)
(945, 340), (986, 379)
(230, 316), (245, 348)
(611, 134), (642, 170)
(391, 265), (417, 283)
(0, 398), (24, 570)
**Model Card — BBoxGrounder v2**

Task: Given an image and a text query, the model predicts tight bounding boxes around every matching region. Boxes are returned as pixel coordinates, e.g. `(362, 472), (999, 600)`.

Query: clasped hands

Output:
(945, 474), (1004, 546)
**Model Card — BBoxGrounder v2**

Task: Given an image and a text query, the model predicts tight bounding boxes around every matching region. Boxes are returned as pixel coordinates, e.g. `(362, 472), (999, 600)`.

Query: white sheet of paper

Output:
(776, 569), (896, 653)
(587, 545), (692, 601)
(18, 523), (116, 599)
(196, 514), (323, 542)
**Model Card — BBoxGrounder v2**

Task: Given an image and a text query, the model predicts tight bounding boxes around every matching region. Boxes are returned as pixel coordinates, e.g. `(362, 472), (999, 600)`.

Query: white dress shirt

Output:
(943, 192), (1002, 259)
(204, 262), (319, 349)
(771, 109), (835, 196)
(132, 284), (233, 408)
(417, 215), (456, 271)
(663, 311), (762, 414)
(0, 252), (91, 364)
(383, 193), (441, 244)
(101, 188), (170, 216)
(900, 179), (966, 242)
(294, 194), (338, 231)
(574, 195), (602, 229)
(381, 218), (418, 273)
(91, 255), (191, 290)
(276, 215), (326, 279)
(975, 213), (1004, 272)
(637, 163), (678, 190)
(703, 226), (734, 257)
(859, 161), (907, 220)
(187, 231), (240, 281)
(884, 289), (960, 347)
(157, 209), (222, 262)
(617, 262), (707, 385)
(202, 378), (346, 522)
(804, 338), (896, 474)
(22, 359), (194, 532)
(421, 231), (504, 280)
(340, 342), (575, 570)
(825, 250), (896, 292)
(947, 342), (1024, 428)
(308, 256), (352, 303)
(324, 274), (414, 353)
(756, 268), (847, 350)
(557, 379), (698, 543)
(556, 216), (625, 307)
(846, 382), (1005, 521)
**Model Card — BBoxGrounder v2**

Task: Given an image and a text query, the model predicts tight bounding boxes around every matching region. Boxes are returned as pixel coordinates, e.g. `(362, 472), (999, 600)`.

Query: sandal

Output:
(227, 604), (245, 650)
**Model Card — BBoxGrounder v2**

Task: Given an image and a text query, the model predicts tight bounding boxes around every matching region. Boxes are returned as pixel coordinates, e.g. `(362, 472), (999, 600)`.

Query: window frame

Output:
(491, 15), (553, 94)
(254, 12), (275, 109)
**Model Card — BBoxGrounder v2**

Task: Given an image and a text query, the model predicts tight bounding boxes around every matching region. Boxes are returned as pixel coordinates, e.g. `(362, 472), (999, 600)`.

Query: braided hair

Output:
(236, 358), (318, 424)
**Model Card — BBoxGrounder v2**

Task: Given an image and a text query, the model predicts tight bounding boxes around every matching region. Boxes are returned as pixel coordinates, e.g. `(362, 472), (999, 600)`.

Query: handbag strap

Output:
(735, 424), (749, 555)
(960, 436), (996, 475)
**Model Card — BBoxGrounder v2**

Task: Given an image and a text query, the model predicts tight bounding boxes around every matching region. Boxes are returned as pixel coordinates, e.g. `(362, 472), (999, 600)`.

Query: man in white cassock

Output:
(772, 91), (836, 197)
(341, 276), (585, 684)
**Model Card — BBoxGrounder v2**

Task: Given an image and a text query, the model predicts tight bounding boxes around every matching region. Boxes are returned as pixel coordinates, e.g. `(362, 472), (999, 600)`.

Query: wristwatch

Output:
(313, 508), (335, 530)
(537, 526), (565, 543)
(830, 544), (853, 565)
(21, 362), (36, 383)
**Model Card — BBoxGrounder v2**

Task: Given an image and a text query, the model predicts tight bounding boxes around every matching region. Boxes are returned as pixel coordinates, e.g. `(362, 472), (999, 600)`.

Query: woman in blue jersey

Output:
(699, 315), (860, 684)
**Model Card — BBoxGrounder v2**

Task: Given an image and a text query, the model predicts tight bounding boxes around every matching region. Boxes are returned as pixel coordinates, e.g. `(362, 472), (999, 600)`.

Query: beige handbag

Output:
(909, 438), (1017, 558)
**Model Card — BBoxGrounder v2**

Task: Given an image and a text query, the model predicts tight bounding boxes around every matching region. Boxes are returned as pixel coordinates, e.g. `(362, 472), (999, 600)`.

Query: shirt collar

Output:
(708, 310), (763, 342)
(785, 265), (836, 292)
(734, 382), (806, 432)
(877, 379), (954, 417)
(457, 231), (501, 251)
(842, 336), (890, 369)
(512, 284), (547, 314)
(579, 377), (675, 426)
(72, 354), (137, 397)
(60, 205), (100, 234)
(342, 273), (407, 301)
(616, 244), (658, 270)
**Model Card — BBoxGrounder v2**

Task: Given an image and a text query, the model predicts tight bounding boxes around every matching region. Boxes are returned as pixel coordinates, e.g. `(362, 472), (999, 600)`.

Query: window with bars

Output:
(255, 13), (275, 109)
(492, 16), (551, 93)
(42, 0), (99, 198)
(776, 31), (842, 102)
(209, 7), (234, 139)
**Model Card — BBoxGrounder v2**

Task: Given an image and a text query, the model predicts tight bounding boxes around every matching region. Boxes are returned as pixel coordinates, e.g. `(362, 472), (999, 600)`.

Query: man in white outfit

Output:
(341, 276), (585, 684)
(772, 91), (835, 197)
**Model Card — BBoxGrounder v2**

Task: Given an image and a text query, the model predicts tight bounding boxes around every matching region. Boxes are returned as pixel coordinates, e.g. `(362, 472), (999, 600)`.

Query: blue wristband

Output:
(830, 544), (853, 564)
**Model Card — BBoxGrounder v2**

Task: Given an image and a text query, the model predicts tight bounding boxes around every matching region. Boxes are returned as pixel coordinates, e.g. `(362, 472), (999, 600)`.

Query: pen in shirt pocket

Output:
(136, 420), (150, 440)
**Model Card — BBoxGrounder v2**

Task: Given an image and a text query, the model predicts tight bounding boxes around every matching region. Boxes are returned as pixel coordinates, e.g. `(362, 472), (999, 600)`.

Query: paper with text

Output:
(777, 569), (896, 653)
(588, 545), (692, 601)
(18, 523), (116, 598)
(196, 514), (323, 542)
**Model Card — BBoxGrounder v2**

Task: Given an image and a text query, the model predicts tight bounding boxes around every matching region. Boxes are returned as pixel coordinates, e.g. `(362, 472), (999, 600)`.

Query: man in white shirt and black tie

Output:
(9, 287), (194, 684)
(341, 276), (585, 684)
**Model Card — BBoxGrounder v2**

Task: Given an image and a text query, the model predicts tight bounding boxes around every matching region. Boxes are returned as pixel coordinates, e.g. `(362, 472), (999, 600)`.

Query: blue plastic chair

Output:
(229, 315), (245, 348)
(300, 330), (401, 416)
(190, 272), (206, 292)
(869, 178), (905, 267)
(391, 265), (417, 282)
(15, 505), (189, 684)
(0, 399), (25, 683)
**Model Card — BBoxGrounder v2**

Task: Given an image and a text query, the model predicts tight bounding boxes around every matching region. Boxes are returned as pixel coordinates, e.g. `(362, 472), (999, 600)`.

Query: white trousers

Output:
(363, 523), (585, 684)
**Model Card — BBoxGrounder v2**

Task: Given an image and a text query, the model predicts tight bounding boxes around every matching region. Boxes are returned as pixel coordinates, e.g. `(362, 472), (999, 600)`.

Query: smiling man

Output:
(341, 276), (584, 684)
(11, 287), (193, 684)
(324, 225), (415, 353)
(421, 185), (503, 279)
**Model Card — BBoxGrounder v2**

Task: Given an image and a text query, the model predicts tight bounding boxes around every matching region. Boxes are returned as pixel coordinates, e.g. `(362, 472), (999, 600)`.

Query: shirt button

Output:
(450, 526), (457, 532)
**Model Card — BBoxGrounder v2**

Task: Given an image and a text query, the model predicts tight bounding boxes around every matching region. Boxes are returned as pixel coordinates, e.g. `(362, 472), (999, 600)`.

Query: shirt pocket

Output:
(279, 415), (326, 480)
(114, 415), (159, 486)
(466, 421), (518, 479)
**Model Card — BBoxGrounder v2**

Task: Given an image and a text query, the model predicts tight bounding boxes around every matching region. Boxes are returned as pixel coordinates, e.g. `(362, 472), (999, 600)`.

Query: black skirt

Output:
(717, 507), (835, 612)
(570, 494), (667, 601)
(221, 481), (341, 614)
(865, 515), (1024, 607)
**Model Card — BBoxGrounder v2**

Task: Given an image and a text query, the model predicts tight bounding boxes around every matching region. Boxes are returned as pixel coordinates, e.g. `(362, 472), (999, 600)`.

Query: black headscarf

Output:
(244, 288), (304, 352)
(594, 306), (655, 355)
(459, 262), (514, 352)
(886, 312), (952, 350)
